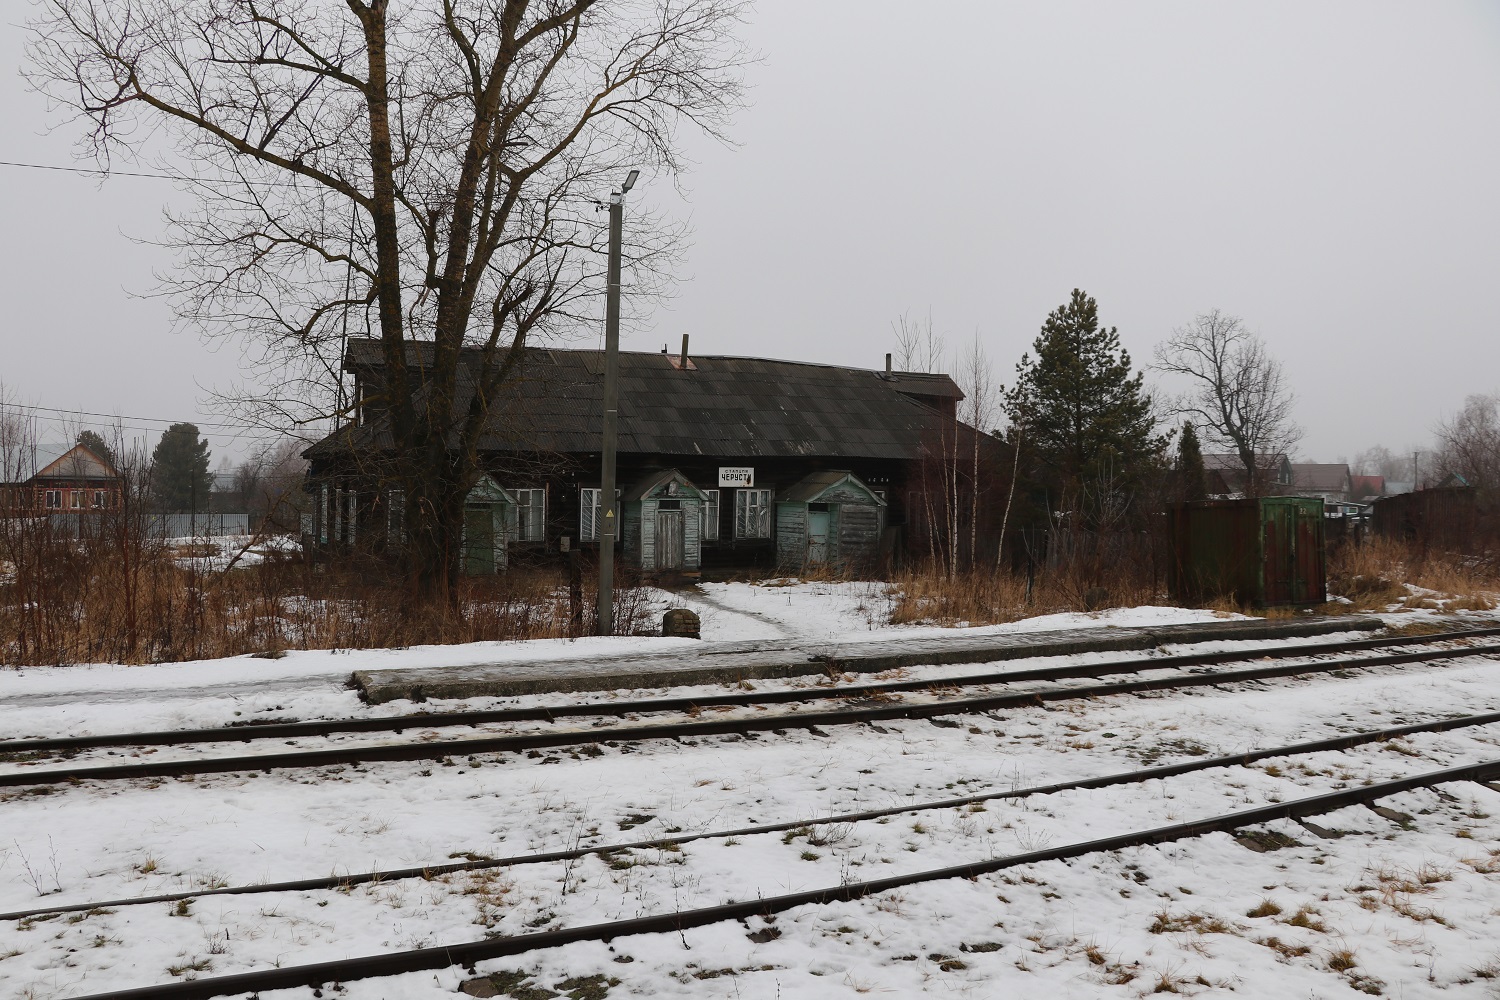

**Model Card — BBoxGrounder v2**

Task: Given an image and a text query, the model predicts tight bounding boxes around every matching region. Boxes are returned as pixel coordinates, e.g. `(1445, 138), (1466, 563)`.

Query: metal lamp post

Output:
(597, 168), (639, 635)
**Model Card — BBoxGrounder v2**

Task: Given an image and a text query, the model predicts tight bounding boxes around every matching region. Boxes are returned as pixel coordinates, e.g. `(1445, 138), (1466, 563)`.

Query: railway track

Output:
(5, 706), (1498, 924)
(61, 752), (1500, 1000)
(8, 625), (1496, 758)
(4, 630), (1498, 788)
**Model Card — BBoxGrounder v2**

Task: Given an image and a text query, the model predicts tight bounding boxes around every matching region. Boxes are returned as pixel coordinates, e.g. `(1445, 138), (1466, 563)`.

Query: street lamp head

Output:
(621, 169), (640, 194)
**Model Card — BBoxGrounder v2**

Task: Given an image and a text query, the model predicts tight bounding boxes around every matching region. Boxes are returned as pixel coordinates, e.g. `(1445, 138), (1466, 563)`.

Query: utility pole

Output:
(598, 169), (638, 635)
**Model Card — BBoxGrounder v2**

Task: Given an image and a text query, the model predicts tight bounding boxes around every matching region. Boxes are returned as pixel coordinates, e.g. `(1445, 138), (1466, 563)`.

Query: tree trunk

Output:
(402, 463), (469, 612)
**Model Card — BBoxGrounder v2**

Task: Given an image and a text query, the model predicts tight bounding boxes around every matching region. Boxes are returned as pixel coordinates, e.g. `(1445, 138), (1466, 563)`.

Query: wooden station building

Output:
(304, 338), (977, 576)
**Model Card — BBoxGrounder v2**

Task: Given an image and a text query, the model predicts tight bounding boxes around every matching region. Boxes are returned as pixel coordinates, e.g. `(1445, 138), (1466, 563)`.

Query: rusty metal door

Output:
(1291, 502), (1326, 603)
(1262, 503), (1293, 605)
(655, 509), (684, 570)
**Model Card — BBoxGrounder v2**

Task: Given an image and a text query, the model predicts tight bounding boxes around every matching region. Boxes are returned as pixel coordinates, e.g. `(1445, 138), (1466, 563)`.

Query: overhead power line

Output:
(23, 404), (247, 429)
(0, 158), (186, 181)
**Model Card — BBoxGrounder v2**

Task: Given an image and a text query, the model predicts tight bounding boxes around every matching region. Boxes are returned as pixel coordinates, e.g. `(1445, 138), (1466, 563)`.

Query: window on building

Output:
(515, 487), (546, 542)
(70, 491), (84, 509)
(734, 488), (772, 538)
(92, 490), (107, 509)
(44, 490), (62, 509)
(579, 487), (620, 543)
(700, 489), (719, 540)
(387, 489), (405, 544)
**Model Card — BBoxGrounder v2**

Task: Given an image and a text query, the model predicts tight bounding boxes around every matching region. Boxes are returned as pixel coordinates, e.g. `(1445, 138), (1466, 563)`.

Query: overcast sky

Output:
(2, 1), (1498, 467)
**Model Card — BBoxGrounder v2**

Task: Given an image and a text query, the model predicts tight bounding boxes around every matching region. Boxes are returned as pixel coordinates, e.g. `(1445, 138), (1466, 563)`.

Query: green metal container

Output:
(1169, 497), (1326, 606)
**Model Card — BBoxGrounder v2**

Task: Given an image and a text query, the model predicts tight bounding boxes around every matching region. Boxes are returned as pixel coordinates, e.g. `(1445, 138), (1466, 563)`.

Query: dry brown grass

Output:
(0, 523), (657, 666)
(1328, 536), (1498, 612)
(887, 560), (1160, 627)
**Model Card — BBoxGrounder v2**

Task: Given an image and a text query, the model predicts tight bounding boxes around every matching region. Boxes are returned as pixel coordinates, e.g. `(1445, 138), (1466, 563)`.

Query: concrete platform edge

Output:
(352, 615), (1385, 705)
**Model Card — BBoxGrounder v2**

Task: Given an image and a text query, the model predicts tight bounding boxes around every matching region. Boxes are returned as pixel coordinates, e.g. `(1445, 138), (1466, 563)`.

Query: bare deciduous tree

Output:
(1154, 309), (1301, 497)
(892, 310), (946, 374)
(1435, 394), (1500, 490)
(27, 0), (749, 606)
(958, 332), (998, 572)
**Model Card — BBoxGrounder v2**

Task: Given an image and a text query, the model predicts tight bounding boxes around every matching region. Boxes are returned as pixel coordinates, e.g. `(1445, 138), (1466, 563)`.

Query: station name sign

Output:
(718, 467), (755, 487)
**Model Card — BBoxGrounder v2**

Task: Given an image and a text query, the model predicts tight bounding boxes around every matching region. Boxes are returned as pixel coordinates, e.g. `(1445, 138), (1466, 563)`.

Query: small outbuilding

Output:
(461, 475), (516, 575)
(1169, 497), (1325, 606)
(775, 471), (886, 572)
(622, 469), (706, 573)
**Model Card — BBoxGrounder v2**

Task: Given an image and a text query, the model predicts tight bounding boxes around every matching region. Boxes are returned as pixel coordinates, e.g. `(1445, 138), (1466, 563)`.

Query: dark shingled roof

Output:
(1291, 463), (1352, 492)
(309, 339), (962, 463)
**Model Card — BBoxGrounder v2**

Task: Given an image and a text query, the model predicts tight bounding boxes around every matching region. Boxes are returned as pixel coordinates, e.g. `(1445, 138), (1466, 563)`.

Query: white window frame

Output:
(44, 489), (62, 509)
(579, 487), (620, 543)
(70, 491), (84, 509)
(515, 487), (546, 542)
(701, 488), (719, 541)
(734, 488), (772, 539)
(92, 490), (107, 509)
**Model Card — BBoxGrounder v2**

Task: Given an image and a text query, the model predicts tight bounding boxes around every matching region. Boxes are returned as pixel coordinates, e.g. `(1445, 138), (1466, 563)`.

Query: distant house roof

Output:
(1202, 453), (1290, 472)
(1290, 463), (1351, 493)
(311, 339), (968, 464)
(12, 442), (119, 483)
(1350, 474), (1384, 497)
(1201, 453), (1293, 496)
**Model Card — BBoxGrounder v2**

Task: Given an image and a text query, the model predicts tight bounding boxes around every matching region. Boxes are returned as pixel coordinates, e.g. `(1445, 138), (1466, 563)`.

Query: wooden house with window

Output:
(304, 338), (1002, 575)
(1, 442), (122, 521)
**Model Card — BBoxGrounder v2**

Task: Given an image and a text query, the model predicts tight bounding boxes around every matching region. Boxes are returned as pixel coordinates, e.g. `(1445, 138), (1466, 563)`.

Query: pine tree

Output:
(75, 429), (116, 470)
(1004, 289), (1162, 519)
(151, 423), (214, 512)
(1177, 421), (1207, 501)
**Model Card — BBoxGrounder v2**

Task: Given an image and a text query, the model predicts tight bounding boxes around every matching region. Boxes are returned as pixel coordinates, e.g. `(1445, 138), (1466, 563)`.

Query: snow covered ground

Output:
(167, 534), (301, 572)
(3, 585), (1499, 999)
(0, 583), (1249, 742)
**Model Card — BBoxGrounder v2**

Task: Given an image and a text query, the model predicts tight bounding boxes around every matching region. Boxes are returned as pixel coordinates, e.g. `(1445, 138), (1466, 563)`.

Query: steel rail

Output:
(5, 707), (1498, 924)
(65, 756), (1500, 1000)
(5, 627), (1497, 759)
(5, 641), (1499, 789)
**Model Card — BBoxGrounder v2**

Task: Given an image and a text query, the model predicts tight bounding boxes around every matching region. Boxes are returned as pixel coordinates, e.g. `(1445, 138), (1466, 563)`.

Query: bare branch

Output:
(1154, 309), (1301, 496)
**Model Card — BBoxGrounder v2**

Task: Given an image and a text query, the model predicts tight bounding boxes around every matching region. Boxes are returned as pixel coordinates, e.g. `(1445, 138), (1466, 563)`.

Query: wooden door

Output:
(655, 509), (684, 570)
(807, 508), (832, 565)
(464, 506), (495, 575)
